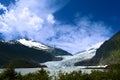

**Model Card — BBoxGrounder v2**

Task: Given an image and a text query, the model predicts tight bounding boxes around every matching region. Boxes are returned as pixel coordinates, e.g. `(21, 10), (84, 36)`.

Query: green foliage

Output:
(22, 68), (51, 80)
(108, 63), (120, 69)
(90, 31), (120, 65)
(100, 49), (120, 65)
(58, 70), (82, 80)
(1, 64), (120, 80)
(0, 67), (51, 80)
(7, 59), (41, 68)
(89, 70), (109, 80)
(57, 64), (120, 80)
(0, 64), (17, 80)
(74, 31), (120, 66)
(106, 64), (120, 80)
(109, 49), (120, 58)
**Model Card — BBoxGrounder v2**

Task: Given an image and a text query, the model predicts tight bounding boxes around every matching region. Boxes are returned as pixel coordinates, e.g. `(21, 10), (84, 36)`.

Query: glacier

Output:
(41, 42), (104, 68)
(41, 48), (97, 68)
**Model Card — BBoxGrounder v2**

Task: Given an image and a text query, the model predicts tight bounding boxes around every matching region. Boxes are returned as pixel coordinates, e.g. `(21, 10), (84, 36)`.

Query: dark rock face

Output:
(75, 31), (120, 66)
(90, 31), (120, 65)
(0, 40), (71, 68)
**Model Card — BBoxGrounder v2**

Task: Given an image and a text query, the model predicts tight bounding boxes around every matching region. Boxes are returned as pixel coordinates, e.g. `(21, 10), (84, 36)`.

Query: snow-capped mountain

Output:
(0, 38), (71, 67)
(17, 39), (71, 56)
(18, 39), (50, 50)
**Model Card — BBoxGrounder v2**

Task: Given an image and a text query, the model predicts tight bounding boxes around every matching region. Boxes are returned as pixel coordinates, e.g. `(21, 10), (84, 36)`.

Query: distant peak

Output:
(18, 38), (34, 42)
(17, 38), (50, 50)
(86, 42), (104, 51)
(0, 39), (5, 42)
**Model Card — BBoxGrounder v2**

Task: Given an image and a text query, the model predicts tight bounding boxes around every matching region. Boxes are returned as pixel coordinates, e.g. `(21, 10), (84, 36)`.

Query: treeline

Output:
(0, 64), (120, 80)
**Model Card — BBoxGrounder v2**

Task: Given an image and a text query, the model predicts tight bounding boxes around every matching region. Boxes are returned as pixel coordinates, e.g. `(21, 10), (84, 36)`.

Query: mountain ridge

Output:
(78, 31), (120, 66)
(91, 31), (120, 65)
(0, 38), (71, 68)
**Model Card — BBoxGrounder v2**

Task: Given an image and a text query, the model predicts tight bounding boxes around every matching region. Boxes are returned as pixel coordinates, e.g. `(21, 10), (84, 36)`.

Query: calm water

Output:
(0, 66), (104, 76)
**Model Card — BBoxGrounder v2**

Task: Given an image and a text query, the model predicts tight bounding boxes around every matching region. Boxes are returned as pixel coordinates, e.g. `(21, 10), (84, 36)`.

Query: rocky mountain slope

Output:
(84, 31), (120, 66)
(95, 31), (120, 65)
(0, 39), (71, 68)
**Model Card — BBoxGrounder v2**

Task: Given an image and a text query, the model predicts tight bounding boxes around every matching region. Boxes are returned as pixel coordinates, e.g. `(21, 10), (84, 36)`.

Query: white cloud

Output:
(45, 20), (111, 53)
(0, 0), (111, 54)
(0, 3), (7, 11)
(47, 14), (55, 24)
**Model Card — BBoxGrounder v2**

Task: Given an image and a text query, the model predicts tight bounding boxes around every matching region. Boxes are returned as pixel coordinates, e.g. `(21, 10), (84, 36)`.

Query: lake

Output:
(0, 66), (104, 76)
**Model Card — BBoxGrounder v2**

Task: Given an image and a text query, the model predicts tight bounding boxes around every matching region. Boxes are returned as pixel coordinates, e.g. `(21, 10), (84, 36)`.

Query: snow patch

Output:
(18, 39), (49, 50)
(86, 42), (103, 50)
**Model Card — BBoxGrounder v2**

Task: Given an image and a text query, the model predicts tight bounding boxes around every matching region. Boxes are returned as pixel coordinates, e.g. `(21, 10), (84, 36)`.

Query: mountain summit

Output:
(0, 39), (71, 68)
(18, 39), (50, 50)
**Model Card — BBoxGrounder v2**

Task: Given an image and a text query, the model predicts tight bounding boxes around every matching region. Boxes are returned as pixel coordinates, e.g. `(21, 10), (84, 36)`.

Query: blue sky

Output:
(0, 0), (120, 54)
(54, 0), (120, 32)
